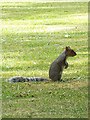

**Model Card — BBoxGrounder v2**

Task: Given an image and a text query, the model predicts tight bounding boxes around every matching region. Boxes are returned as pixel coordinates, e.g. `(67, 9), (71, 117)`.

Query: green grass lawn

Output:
(1, 2), (88, 118)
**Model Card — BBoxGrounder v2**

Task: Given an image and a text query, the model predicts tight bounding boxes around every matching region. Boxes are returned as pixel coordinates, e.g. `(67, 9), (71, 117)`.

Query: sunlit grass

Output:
(2, 13), (87, 34)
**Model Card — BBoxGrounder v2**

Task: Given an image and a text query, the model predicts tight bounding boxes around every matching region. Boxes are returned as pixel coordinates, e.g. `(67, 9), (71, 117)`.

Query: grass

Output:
(1, 1), (88, 118)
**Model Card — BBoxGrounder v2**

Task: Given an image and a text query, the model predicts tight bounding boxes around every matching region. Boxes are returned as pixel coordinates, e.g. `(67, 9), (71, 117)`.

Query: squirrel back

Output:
(49, 46), (77, 81)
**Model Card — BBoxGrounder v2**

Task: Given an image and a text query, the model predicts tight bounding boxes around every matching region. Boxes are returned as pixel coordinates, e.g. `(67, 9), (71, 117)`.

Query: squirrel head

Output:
(65, 46), (77, 57)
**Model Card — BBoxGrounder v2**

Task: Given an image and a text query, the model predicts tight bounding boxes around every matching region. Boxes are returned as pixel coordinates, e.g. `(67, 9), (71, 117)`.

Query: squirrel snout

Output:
(74, 52), (77, 56)
(75, 52), (77, 56)
(71, 51), (77, 56)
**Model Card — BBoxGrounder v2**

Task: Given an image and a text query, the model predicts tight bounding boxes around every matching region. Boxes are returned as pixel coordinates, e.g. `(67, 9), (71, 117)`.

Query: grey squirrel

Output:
(49, 46), (77, 81)
(8, 46), (76, 83)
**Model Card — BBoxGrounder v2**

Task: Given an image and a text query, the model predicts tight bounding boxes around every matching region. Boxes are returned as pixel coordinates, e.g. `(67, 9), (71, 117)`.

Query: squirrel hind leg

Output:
(51, 74), (62, 81)
(58, 73), (62, 81)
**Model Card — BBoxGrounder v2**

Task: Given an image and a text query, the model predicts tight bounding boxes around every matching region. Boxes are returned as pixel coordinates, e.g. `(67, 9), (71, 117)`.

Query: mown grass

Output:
(1, 2), (88, 118)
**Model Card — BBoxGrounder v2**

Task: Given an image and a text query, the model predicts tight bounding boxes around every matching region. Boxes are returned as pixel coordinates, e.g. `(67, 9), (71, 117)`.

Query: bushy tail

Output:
(8, 76), (48, 83)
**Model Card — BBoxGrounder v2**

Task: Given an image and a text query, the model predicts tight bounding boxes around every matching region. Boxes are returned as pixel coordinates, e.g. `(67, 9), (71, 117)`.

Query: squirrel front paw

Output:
(65, 62), (68, 69)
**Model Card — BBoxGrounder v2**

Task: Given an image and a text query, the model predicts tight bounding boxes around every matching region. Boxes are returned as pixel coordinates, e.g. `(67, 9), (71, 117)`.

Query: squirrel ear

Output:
(66, 46), (70, 50)
(66, 46), (68, 51)
(68, 46), (70, 49)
